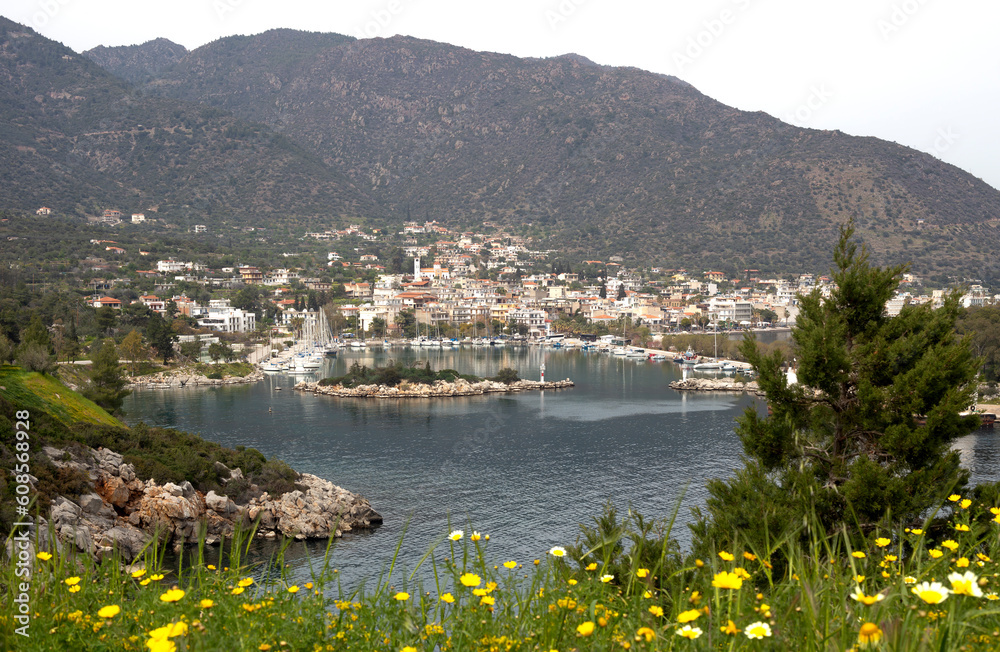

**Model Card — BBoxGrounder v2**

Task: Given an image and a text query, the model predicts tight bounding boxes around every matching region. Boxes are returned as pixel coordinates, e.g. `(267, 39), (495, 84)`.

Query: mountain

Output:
(5, 18), (1000, 279)
(138, 30), (1000, 279)
(83, 37), (188, 85)
(0, 18), (372, 222)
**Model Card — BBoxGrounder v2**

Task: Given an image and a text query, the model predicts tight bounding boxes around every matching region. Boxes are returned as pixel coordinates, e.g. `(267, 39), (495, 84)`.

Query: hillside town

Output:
(70, 216), (997, 343)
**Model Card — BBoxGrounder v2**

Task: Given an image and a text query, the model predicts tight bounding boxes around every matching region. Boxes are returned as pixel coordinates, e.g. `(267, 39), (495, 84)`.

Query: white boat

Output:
(650, 354), (667, 361)
(350, 340), (368, 349)
(261, 360), (285, 372)
(612, 347), (628, 356)
(301, 357), (322, 369)
(721, 361), (738, 372)
(694, 360), (722, 370)
(626, 348), (648, 358)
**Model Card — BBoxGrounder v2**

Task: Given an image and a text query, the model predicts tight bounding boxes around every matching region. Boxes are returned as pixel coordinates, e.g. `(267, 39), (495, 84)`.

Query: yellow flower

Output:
(440, 593), (455, 604)
(643, 590), (653, 598)
(690, 590), (701, 605)
(942, 540), (959, 551)
(258, 646), (272, 652)
(36, 551), (53, 561)
(956, 557), (970, 568)
(460, 573), (481, 588)
(718, 551), (735, 561)
(448, 529), (463, 541)
(159, 589), (185, 603)
(238, 577), (254, 587)
(910, 528), (924, 535)
(97, 605), (120, 619)
(928, 549), (944, 559)
(885, 555), (898, 562)
(978, 553), (992, 562)
(858, 622), (883, 648)
(65, 577), (81, 586)
(744, 621), (772, 639)
(636, 626), (656, 641)
(402, 647), (417, 652)
(850, 587), (885, 606)
(636, 568), (649, 578)
(394, 592), (410, 601)
(150, 574), (165, 581)
(549, 546), (566, 557)
(68, 585), (81, 593)
(677, 609), (701, 623)
(987, 593), (1000, 601)
(131, 569), (146, 578)
(711, 571), (743, 590)
(304, 582), (313, 589)
(948, 494), (961, 502)
(855, 575), (866, 583)
(648, 605), (664, 617)
(600, 574), (614, 583)
(503, 561), (517, 569)
(146, 641), (176, 652)
(875, 537), (891, 548)
(480, 595), (495, 606)
(904, 576), (917, 584)
(568, 579), (577, 585)
(231, 586), (244, 595)
(200, 599), (214, 608)
(949, 571), (984, 597)
(955, 523), (970, 532)
(287, 585), (299, 594)
(734, 567), (751, 580)
(140, 579), (151, 586)
(960, 499), (972, 509)
(743, 552), (757, 561)
(676, 625), (702, 640)
(852, 551), (867, 559)
(207, 565), (216, 570)
(721, 620), (738, 635)
(912, 581), (950, 604)
(585, 562), (598, 571)
(577, 621), (595, 636)
(695, 559), (704, 568)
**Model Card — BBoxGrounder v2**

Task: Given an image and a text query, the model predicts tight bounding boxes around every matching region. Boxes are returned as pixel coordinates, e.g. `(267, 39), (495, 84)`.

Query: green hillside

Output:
(0, 365), (121, 428)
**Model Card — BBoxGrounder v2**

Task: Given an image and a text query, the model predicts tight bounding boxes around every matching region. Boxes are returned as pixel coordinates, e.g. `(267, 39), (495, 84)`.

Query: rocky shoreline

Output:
(669, 377), (761, 393)
(21, 445), (381, 562)
(295, 377), (575, 398)
(128, 368), (265, 389)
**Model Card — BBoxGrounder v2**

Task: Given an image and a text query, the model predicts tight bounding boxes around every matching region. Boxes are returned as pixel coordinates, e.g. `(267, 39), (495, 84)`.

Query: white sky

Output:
(6, 0), (1000, 190)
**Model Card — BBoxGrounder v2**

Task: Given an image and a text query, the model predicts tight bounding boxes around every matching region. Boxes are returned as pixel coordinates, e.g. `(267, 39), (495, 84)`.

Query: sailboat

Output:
(693, 318), (722, 370)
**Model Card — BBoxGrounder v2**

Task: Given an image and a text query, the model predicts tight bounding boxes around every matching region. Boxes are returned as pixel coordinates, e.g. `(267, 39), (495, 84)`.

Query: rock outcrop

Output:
(128, 368), (264, 389)
(34, 445), (381, 561)
(296, 377), (575, 398)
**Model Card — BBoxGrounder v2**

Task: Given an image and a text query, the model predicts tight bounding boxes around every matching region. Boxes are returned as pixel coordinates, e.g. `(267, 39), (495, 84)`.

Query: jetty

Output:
(669, 377), (759, 393)
(295, 377), (574, 398)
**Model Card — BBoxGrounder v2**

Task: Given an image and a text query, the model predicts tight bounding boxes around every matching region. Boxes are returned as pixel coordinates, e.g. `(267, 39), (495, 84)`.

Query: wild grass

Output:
(6, 494), (1000, 650)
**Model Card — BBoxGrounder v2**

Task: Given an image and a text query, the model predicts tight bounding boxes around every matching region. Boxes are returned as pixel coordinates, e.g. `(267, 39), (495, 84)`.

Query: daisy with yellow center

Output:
(744, 621), (772, 639)
(470, 531), (482, 541)
(448, 529), (463, 541)
(912, 581), (950, 604)
(676, 625), (702, 640)
(858, 622), (883, 648)
(600, 574), (614, 583)
(549, 546), (566, 557)
(850, 587), (884, 606)
(948, 571), (984, 597)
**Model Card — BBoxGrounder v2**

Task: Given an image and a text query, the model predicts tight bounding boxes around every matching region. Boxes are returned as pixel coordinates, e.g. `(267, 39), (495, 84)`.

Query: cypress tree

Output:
(86, 338), (130, 413)
(692, 222), (981, 552)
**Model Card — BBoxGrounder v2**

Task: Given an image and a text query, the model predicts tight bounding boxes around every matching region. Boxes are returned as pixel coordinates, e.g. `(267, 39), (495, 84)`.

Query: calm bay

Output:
(122, 346), (1000, 586)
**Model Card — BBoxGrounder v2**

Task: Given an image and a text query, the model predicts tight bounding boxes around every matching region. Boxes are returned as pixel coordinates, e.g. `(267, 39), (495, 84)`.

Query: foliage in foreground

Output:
(693, 222), (982, 557)
(7, 495), (1000, 650)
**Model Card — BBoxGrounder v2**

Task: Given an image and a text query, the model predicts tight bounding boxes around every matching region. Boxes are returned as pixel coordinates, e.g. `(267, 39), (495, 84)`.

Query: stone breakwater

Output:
(19, 445), (381, 562)
(669, 377), (760, 393)
(296, 377), (575, 398)
(128, 368), (265, 389)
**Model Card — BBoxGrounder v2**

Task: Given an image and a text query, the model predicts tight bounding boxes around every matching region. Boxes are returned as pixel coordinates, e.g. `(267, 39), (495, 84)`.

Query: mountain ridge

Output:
(6, 18), (1000, 279)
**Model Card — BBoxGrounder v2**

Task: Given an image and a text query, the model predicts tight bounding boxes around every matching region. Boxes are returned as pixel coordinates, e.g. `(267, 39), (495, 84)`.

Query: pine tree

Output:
(145, 313), (177, 364)
(86, 338), (130, 413)
(692, 223), (981, 552)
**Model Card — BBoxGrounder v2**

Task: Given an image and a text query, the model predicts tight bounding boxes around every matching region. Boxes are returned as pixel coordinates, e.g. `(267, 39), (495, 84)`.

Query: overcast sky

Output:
(6, 0), (999, 190)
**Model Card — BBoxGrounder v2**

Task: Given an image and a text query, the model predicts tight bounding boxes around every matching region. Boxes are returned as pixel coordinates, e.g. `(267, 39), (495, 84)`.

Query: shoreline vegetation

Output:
(297, 360), (574, 398)
(0, 366), (380, 562)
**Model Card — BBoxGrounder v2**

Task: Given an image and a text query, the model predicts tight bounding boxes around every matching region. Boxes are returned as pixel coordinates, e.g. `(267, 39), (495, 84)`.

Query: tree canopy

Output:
(692, 222), (982, 553)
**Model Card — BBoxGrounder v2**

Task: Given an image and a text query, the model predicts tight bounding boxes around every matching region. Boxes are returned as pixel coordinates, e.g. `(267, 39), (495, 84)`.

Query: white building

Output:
(131, 213), (146, 223)
(194, 306), (256, 333)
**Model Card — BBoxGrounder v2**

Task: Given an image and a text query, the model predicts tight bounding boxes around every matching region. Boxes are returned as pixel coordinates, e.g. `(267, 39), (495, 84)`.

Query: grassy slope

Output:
(0, 365), (122, 428)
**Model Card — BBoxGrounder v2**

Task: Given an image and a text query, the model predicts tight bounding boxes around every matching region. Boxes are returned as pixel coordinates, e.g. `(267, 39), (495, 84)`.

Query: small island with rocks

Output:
(296, 361), (574, 398)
